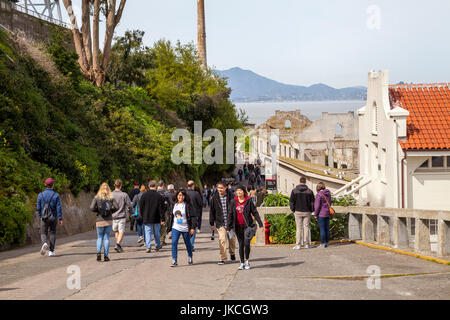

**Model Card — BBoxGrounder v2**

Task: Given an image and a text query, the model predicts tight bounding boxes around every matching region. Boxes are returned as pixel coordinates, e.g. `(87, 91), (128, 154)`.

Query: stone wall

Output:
(25, 192), (96, 245)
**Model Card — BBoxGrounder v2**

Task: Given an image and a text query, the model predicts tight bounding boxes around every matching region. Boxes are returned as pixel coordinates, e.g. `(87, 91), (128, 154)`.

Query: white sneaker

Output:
(293, 245), (301, 250)
(40, 243), (49, 255)
(197, 229), (201, 234)
(238, 263), (245, 270)
(48, 251), (56, 257)
(244, 260), (251, 270)
(304, 244), (310, 249)
(137, 236), (144, 243)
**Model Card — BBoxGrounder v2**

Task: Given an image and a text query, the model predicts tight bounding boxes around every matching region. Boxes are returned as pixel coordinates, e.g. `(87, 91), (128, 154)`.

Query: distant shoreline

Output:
(232, 99), (365, 104)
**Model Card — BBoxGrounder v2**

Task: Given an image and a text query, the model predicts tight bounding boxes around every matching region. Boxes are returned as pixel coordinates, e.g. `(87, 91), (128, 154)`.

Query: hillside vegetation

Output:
(0, 29), (243, 247)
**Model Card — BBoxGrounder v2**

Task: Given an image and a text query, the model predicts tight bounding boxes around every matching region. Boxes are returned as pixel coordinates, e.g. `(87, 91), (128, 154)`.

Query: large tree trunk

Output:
(197, 0), (207, 70)
(62, 0), (90, 75)
(62, 0), (127, 86)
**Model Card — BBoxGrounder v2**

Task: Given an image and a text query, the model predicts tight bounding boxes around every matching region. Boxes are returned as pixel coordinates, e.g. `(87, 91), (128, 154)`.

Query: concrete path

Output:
(0, 212), (449, 300)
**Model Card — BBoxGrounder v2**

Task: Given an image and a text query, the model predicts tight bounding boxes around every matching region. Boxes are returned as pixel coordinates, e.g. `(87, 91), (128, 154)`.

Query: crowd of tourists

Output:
(36, 174), (332, 269)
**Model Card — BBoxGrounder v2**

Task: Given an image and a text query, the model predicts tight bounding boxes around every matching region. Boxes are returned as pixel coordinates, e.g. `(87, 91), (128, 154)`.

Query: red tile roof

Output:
(389, 83), (450, 151)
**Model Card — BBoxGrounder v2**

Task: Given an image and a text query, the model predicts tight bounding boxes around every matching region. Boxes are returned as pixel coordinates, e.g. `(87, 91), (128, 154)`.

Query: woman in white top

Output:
(166, 190), (196, 267)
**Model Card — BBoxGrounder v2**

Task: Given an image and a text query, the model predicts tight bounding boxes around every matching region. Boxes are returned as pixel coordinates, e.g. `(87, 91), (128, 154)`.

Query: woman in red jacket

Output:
(231, 185), (264, 270)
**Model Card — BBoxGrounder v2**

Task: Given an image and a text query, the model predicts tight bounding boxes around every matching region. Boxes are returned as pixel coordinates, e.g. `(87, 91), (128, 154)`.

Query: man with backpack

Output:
(112, 179), (132, 253)
(157, 180), (172, 246)
(37, 178), (63, 257)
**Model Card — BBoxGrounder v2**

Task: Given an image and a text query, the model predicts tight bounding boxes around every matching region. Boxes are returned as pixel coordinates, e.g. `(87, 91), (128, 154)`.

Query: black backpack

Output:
(41, 192), (56, 222)
(98, 199), (113, 218)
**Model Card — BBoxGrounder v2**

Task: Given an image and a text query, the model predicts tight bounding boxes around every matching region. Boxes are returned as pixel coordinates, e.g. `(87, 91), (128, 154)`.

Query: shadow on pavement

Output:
(251, 261), (304, 269)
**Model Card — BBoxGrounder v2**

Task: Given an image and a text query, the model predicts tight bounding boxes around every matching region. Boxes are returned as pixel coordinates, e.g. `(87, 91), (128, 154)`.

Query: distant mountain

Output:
(214, 67), (366, 102)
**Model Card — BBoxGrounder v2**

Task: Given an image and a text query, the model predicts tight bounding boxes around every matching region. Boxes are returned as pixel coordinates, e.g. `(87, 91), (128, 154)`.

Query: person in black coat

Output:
(230, 185), (263, 270)
(209, 181), (236, 264)
(139, 180), (165, 253)
(167, 190), (196, 267)
(186, 181), (203, 251)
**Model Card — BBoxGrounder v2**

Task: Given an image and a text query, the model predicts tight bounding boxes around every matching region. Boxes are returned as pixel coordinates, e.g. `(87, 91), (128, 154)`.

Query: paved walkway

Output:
(0, 211), (449, 300)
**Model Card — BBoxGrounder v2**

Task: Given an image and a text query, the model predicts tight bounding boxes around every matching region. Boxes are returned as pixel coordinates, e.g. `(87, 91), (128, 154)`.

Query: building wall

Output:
(358, 70), (401, 208)
(277, 164), (346, 196)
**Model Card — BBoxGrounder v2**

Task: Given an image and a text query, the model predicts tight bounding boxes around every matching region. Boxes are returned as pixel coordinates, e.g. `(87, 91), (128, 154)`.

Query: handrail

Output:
(333, 176), (364, 195)
(9, 2), (70, 29)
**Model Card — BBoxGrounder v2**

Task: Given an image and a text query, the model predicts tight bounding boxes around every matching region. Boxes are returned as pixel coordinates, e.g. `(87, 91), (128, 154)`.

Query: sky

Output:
(49, 0), (450, 88)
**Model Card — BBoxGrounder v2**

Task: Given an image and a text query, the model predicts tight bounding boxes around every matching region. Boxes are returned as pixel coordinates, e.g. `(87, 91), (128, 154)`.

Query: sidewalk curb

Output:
(353, 241), (450, 265)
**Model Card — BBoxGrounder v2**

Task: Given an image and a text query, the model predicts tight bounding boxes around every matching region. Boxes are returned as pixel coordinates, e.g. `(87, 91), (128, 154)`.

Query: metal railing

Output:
(255, 206), (450, 257)
(10, 2), (70, 29)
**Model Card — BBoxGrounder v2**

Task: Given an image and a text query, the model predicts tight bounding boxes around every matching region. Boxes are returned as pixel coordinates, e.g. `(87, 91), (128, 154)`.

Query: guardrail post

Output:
(393, 216), (408, 248)
(377, 215), (390, 245)
(348, 213), (362, 240)
(414, 217), (431, 253)
(437, 216), (450, 256)
(362, 214), (376, 242)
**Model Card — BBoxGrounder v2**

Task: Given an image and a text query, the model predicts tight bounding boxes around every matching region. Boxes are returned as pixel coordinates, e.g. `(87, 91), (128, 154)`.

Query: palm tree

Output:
(197, 0), (207, 69)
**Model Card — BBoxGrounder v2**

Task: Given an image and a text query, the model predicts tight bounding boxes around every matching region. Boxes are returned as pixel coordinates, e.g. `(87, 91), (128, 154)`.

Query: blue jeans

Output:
(172, 228), (193, 261)
(144, 223), (161, 249)
(96, 225), (112, 256)
(190, 228), (197, 250)
(318, 217), (330, 244)
(136, 221), (144, 238)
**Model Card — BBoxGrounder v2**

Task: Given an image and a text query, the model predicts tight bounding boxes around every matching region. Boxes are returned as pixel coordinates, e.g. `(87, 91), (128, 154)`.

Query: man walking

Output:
(157, 180), (172, 246)
(112, 179), (132, 253)
(289, 177), (315, 250)
(139, 180), (165, 253)
(37, 178), (63, 257)
(186, 180), (203, 251)
(209, 181), (236, 264)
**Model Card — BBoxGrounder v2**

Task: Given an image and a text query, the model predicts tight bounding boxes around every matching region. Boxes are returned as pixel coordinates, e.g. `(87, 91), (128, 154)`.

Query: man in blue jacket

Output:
(37, 178), (63, 257)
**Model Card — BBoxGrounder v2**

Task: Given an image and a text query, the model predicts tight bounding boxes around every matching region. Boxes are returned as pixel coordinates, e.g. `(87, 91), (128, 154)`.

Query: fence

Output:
(255, 206), (450, 257)
(7, 1), (70, 29)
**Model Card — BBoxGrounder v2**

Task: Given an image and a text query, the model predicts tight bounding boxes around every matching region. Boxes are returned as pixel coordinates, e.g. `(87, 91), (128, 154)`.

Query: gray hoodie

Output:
(112, 190), (132, 220)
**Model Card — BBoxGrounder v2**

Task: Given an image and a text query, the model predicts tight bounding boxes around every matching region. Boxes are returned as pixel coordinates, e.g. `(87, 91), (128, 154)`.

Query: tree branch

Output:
(114, 0), (126, 27)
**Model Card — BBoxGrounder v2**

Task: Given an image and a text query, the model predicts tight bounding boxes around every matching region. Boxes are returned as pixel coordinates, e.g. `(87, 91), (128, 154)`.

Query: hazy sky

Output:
(54, 0), (450, 88)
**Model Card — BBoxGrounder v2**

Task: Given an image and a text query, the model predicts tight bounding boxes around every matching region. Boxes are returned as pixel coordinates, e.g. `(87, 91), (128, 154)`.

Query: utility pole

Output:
(197, 0), (207, 70)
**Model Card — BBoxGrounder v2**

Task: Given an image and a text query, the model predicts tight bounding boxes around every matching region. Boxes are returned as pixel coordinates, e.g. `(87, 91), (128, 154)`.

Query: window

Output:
(372, 102), (378, 133)
(285, 120), (291, 129)
(420, 159), (429, 168)
(335, 123), (343, 137)
(416, 156), (449, 172)
(431, 156), (444, 168)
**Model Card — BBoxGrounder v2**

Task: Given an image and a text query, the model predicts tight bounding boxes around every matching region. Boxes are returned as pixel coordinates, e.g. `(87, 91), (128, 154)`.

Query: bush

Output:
(266, 213), (348, 244)
(261, 192), (290, 207)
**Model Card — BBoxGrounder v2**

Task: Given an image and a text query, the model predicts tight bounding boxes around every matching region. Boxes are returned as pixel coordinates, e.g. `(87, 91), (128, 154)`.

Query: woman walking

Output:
(314, 182), (332, 248)
(167, 190), (196, 267)
(231, 185), (264, 270)
(90, 183), (118, 262)
(131, 185), (147, 245)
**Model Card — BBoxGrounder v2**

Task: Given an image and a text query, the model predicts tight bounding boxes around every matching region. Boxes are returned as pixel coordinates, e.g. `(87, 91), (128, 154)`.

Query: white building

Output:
(358, 70), (450, 210)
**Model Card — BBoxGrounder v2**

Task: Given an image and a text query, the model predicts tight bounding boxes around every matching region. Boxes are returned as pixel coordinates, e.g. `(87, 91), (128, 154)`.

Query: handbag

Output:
(321, 193), (335, 216)
(242, 201), (257, 241)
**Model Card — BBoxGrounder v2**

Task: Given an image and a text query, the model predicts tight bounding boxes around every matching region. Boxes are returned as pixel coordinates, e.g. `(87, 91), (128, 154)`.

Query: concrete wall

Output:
(0, 0), (73, 47)
(25, 192), (96, 245)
